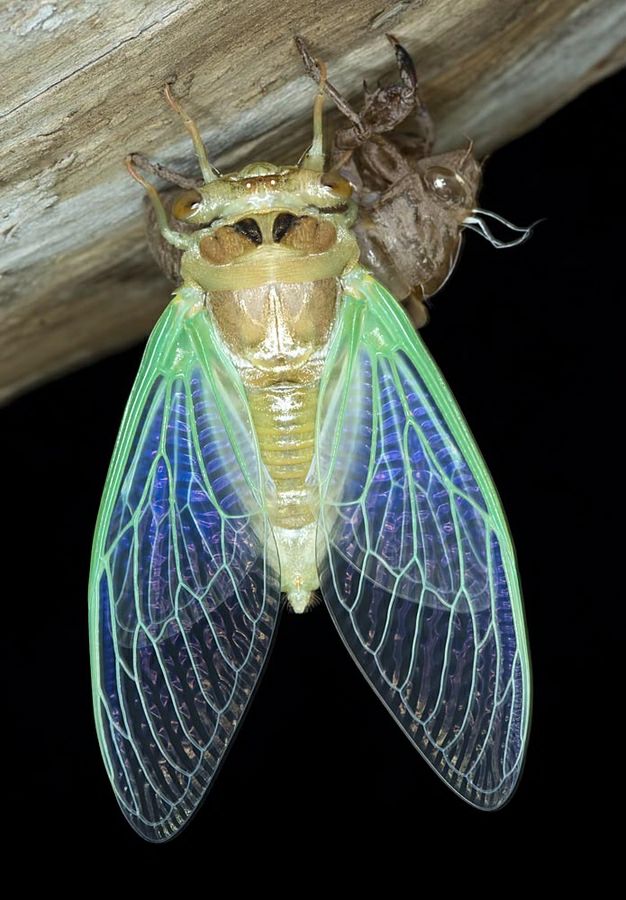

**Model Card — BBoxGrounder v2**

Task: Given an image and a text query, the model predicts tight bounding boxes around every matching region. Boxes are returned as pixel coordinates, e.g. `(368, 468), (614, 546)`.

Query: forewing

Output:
(89, 289), (281, 841)
(317, 271), (531, 809)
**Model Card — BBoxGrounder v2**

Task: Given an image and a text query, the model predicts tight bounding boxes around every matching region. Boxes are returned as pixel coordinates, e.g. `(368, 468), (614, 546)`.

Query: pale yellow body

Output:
(210, 277), (340, 613)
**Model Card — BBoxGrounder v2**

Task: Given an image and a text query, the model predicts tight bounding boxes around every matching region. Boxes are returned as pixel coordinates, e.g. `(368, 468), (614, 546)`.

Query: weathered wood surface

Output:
(1, 0), (625, 403)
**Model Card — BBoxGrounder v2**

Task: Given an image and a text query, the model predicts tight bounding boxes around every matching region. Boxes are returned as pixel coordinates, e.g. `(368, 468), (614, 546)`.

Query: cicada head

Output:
(128, 81), (360, 294)
(174, 160), (358, 292)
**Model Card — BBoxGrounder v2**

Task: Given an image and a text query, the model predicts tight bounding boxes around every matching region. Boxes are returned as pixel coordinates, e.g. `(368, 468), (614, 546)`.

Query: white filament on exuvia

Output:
(463, 208), (539, 248)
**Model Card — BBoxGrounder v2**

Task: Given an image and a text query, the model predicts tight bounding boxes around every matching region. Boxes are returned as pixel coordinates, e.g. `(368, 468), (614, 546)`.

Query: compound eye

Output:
(423, 167), (467, 204)
(172, 189), (202, 220)
(321, 171), (353, 199)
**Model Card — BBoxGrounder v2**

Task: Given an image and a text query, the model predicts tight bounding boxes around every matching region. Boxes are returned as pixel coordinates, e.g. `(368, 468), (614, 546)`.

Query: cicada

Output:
(89, 38), (532, 842)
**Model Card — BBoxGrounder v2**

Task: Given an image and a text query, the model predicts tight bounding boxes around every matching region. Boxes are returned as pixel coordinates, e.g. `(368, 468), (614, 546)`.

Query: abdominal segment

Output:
(208, 278), (339, 612)
(247, 382), (320, 612)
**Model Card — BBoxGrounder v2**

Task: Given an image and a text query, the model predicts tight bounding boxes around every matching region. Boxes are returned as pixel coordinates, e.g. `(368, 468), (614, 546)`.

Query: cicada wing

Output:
(89, 288), (281, 842)
(316, 271), (531, 809)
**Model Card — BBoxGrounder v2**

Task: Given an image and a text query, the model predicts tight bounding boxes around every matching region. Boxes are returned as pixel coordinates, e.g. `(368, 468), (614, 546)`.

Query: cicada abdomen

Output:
(89, 38), (531, 842)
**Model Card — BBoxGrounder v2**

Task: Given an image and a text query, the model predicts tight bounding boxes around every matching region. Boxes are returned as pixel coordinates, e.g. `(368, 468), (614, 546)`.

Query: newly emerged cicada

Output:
(89, 38), (532, 842)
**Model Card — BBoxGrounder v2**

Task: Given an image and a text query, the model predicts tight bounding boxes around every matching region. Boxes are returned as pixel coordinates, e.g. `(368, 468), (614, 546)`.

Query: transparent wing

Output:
(316, 270), (531, 809)
(89, 288), (281, 842)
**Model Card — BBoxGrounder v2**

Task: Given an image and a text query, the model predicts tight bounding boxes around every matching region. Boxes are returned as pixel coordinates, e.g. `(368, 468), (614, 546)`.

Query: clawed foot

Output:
(295, 35), (434, 158)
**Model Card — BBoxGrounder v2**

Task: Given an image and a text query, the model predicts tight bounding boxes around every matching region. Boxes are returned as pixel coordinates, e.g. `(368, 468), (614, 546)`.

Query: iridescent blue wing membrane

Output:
(89, 288), (281, 842)
(316, 272), (531, 808)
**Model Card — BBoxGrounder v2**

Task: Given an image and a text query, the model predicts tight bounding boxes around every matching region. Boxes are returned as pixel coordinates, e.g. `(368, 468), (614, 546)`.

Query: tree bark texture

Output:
(1, 0), (625, 402)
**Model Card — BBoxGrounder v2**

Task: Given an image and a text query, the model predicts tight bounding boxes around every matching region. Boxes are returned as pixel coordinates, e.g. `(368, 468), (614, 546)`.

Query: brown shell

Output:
(319, 37), (482, 329)
(348, 149), (482, 328)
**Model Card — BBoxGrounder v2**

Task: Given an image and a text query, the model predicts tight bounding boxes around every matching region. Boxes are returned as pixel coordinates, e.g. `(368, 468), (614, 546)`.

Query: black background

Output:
(3, 68), (621, 867)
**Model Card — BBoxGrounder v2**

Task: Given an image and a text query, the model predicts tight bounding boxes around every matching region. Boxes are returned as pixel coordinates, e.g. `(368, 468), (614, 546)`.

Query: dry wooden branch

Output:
(1, 0), (625, 403)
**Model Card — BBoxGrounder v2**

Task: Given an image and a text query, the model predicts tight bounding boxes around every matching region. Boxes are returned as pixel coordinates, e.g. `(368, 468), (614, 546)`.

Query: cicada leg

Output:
(126, 152), (203, 189)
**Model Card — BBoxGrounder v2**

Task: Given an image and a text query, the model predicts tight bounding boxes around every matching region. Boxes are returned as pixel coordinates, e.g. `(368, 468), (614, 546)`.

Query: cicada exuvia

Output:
(89, 38), (532, 842)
